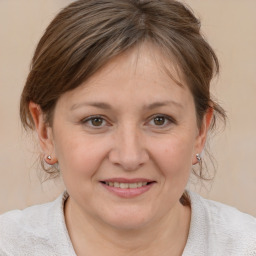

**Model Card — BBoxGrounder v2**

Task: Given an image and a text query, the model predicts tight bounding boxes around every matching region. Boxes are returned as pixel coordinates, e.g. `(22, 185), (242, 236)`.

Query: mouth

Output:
(99, 179), (156, 198)
(100, 181), (155, 189)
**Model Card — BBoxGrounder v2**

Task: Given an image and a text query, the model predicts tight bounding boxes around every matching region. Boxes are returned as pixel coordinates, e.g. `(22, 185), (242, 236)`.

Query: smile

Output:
(102, 181), (148, 189)
(100, 179), (156, 198)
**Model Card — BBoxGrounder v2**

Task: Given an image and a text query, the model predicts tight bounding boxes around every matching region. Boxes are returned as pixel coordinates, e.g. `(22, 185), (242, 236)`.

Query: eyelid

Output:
(81, 115), (109, 128)
(80, 114), (176, 128)
(146, 114), (176, 127)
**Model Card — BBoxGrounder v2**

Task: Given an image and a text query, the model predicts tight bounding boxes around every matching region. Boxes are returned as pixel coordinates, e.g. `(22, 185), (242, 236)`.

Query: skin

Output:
(30, 43), (213, 256)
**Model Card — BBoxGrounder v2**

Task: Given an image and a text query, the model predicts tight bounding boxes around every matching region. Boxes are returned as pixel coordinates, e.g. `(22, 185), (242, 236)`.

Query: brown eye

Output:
(153, 116), (166, 126)
(91, 118), (104, 126)
(82, 115), (108, 129)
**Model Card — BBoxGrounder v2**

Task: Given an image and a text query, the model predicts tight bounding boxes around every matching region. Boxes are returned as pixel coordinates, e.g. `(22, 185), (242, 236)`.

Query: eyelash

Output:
(81, 115), (108, 128)
(147, 114), (176, 128)
(81, 114), (176, 129)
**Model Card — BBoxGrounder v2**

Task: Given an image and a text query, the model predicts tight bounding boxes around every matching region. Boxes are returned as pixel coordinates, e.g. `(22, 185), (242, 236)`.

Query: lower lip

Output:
(101, 182), (155, 198)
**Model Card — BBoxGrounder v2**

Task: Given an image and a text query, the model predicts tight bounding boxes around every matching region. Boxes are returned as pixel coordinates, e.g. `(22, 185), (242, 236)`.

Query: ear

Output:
(192, 107), (213, 164)
(29, 102), (57, 165)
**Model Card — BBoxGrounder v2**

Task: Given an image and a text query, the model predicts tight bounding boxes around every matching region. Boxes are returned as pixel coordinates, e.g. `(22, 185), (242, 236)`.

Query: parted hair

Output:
(20, 0), (226, 205)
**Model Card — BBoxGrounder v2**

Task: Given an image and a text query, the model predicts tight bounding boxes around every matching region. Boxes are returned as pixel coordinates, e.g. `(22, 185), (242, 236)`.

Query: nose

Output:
(108, 124), (149, 171)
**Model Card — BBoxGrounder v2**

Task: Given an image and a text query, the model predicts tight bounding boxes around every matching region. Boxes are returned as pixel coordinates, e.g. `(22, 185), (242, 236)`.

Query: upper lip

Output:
(100, 178), (155, 183)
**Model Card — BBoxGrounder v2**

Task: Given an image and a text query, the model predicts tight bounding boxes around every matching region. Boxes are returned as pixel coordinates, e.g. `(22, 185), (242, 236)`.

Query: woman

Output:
(1, 0), (256, 255)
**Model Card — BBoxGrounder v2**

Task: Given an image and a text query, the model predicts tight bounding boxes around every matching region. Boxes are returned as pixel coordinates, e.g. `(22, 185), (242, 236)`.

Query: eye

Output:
(153, 116), (166, 126)
(148, 114), (175, 128)
(81, 116), (107, 128)
(90, 117), (104, 126)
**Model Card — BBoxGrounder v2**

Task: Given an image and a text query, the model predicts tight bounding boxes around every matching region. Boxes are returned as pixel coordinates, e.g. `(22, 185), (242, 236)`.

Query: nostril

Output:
(108, 136), (149, 171)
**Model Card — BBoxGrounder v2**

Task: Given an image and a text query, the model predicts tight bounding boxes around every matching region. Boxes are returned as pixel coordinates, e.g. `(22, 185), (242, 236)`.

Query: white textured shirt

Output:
(0, 191), (256, 255)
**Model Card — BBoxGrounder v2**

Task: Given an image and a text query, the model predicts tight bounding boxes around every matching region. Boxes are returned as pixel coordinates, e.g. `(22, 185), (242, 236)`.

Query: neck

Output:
(64, 196), (191, 256)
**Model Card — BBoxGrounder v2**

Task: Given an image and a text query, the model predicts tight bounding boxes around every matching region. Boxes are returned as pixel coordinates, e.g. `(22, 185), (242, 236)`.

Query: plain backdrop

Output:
(0, 0), (256, 216)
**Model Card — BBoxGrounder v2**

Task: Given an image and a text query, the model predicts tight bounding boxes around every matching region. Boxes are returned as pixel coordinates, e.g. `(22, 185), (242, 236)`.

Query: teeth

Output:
(105, 181), (149, 188)
(137, 182), (142, 188)
(120, 183), (129, 189)
(128, 183), (137, 188)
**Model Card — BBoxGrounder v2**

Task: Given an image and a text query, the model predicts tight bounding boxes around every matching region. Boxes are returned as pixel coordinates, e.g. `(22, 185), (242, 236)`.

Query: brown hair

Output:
(20, 0), (226, 205)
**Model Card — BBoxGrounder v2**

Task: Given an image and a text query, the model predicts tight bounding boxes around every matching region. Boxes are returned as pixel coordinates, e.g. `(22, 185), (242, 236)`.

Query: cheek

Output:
(54, 131), (109, 178)
(150, 134), (195, 177)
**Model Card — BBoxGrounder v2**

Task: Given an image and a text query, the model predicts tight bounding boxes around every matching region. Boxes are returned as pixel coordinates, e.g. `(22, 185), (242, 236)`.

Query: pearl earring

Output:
(196, 153), (201, 162)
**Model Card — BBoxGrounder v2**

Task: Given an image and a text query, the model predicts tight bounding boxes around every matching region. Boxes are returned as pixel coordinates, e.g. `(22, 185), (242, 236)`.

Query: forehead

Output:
(58, 43), (191, 109)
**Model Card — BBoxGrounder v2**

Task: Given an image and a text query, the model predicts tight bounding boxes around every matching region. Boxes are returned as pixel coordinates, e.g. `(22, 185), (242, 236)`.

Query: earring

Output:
(45, 154), (58, 166)
(196, 153), (201, 163)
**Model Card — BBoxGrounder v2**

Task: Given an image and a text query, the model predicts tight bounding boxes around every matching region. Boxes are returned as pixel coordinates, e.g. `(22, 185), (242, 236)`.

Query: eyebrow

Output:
(70, 102), (111, 111)
(70, 100), (183, 111)
(144, 100), (183, 110)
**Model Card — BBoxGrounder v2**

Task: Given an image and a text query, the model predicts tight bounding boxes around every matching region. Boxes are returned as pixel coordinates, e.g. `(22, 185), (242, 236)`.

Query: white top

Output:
(0, 191), (256, 256)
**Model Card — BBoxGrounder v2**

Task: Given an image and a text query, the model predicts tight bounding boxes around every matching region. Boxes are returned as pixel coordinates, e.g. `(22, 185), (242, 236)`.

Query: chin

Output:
(99, 207), (154, 230)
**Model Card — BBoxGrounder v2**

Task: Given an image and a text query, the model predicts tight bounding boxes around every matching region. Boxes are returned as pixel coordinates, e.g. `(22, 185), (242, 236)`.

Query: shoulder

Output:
(197, 193), (256, 235)
(0, 192), (73, 255)
(0, 198), (56, 227)
(188, 191), (256, 255)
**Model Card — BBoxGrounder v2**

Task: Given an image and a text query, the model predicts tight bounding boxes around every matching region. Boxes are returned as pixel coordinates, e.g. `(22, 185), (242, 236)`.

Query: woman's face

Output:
(39, 44), (209, 229)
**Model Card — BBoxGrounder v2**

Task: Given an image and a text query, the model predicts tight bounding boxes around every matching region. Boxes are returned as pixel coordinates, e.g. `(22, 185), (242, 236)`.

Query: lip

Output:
(100, 178), (156, 198)
(102, 178), (154, 183)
